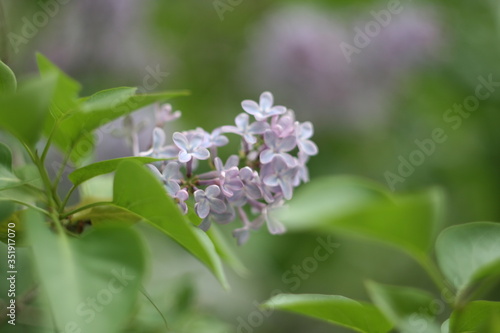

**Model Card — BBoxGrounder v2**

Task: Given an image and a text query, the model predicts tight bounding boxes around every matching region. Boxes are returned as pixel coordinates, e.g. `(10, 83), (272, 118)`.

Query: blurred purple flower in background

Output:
(241, 4), (444, 132)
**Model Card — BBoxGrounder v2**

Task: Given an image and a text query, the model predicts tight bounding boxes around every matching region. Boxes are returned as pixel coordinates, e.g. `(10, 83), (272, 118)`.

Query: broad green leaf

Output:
(185, 208), (248, 276)
(276, 176), (444, 263)
(365, 281), (441, 333)
(449, 301), (500, 332)
(436, 222), (500, 296)
(112, 160), (228, 289)
(207, 226), (249, 276)
(54, 87), (188, 163)
(0, 75), (56, 146)
(0, 142), (18, 189)
(36, 53), (81, 120)
(69, 156), (166, 186)
(25, 210), (146, 333)
(0, 60), (16, 94)
(262, 294), (392, 333)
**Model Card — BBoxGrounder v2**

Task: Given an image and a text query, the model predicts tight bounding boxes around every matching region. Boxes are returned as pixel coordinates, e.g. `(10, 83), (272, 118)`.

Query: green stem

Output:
(4, 199), (51, 217)
(59, 184), (77, 214)
(61, 201), (112, 219)
(417, 256), (456, 306)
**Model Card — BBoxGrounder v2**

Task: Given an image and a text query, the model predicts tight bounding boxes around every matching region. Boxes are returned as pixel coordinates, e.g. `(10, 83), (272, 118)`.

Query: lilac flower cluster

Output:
(138, 92), (318, 245)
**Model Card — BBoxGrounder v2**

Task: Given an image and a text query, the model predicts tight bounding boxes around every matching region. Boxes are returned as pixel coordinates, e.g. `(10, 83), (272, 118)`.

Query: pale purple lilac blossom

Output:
(135, 92), (318, 245)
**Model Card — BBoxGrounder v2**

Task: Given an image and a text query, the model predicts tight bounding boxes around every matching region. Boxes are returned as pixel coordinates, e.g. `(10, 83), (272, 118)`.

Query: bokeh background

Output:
(2, 0), (500, 332)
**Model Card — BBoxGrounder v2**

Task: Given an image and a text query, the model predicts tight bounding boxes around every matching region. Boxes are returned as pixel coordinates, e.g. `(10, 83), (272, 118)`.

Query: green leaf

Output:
(69, 156), (167, 186)
(0, 75), (57, 146)
(25, 210), (146, 333)
(365, 281), (441, 333)
(207, 225), (249, 276)
(0, 142), (12, 170)
(276, 176), (444, 263)
(436, 222), (500, 296)
(36, 53), (81, 120)
(262, 294), (392, 333)
(0, 60), (16, 94)
(112, 160), (228, 289)
(449, 301), (500, 332)
(54, 87), (187, 163)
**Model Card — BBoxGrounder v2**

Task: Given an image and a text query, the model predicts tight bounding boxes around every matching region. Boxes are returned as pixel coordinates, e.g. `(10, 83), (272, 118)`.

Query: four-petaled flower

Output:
(241, 91), (287, 121)
(260, 131), (297, 166)
(295, 121), (318, 156)
(262, 156), (299, 200)
(173, 132), (210, 163)
(221, 113), (269, 144)
(140, 128), (179, 159)
(194, 185), (227, 219)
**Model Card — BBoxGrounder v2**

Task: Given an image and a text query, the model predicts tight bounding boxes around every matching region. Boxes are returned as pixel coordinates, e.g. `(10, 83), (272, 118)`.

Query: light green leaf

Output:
(450, 301), (500, 332)
(0, 60), (16, 94)
(436, 222), (500, 296)
(207, 225), (249, 276)
(54, 87), (187, 163)
(36, 53), (81, 120)
(276, 176), (444, 263)
(262, 294), (392, 333)
(25, 210), (146, 333)
(69, 156), (166, 186)
(365, 281), (441, 333)
(0, 75), (56, 146)
(112, 160), (228, 289)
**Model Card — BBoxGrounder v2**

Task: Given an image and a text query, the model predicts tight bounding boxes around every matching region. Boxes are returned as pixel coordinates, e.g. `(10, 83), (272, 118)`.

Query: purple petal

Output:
(266, 213), (286, 235)
(192, 147), (210, 160)
(189, 134), (204, 148)
(239, 167), (254, 180)
(233, 228), (250, 246)
(278, 178), (294, 200)
(241, 100), (261, 117)
(199, 217), (212, 231)
(214, 157), (224, 172)
(267, 106), (287, 117)
(279, 136), (297, 152)
(246, 183), (262, 199)
(209, 198), (227, 214)
(225, 155), (240, 169)
(196, 200), (210, 219)
(272, 156), (288, 173)
(172, 132), (189, 150)
(243, 133), (257, 145)
(194, 189), (206, 202)
(260, 149), (275, 164)
(280, 153), (297, 167)
(235, 113), (249, 130)
(260, 91), (274, 110)
(263, 131), (278, 148)
(299, 140), (318, 156)
(178, 151), (192, 163)
(263, 174), (279, 187)
(249, 121), (269, 134)
(205, 185), (221, 198)
(299, 121), (314, 139)
(213, 135), (229, 147)
(152, 128), (166, 149)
